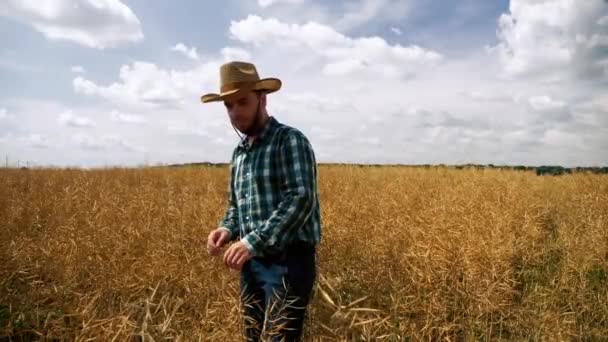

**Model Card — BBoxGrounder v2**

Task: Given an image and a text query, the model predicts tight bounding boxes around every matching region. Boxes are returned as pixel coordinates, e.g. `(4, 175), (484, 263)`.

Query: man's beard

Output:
(240, 96), (265, 136)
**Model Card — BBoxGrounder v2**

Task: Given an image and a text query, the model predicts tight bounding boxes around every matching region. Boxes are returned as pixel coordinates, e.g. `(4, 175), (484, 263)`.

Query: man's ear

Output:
(262, 93), (267, 107)
(257, 91), (267, 108)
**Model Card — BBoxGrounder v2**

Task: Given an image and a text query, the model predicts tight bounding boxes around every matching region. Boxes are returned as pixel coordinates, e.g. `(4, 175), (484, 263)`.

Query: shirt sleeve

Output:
(218, 149), (240, 241)
(242, 129), (316, 256)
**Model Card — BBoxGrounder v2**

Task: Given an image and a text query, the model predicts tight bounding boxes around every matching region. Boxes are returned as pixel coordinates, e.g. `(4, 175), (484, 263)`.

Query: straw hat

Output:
(200, 61), (282, 103)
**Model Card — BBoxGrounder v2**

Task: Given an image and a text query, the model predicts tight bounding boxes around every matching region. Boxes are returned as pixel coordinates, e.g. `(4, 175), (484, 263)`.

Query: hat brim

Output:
(200, 78), (282, 103)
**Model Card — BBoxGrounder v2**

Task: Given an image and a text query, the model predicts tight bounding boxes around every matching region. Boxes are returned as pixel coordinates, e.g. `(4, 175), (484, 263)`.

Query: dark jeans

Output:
(239, 241), (316, 342)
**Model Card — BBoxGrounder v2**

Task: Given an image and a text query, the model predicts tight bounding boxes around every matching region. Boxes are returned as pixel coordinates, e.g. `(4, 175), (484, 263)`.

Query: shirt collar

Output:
(238, 116), (279, 150)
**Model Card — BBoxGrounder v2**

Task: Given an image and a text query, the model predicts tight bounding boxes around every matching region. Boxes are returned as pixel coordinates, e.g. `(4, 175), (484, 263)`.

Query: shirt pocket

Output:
(253, 147), (283, 206)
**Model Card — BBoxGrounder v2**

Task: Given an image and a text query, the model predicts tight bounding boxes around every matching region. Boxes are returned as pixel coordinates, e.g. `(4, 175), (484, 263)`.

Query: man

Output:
(202, 61), (321, 341)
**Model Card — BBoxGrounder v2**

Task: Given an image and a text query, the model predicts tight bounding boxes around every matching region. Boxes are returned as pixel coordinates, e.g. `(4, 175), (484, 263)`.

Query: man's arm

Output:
(218, 150), (240, 241)
(241, 129), (316, 256)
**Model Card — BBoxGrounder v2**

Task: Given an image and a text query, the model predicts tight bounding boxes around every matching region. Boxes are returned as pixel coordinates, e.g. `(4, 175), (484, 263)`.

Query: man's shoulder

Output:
(274, 121), (311, 145)
(274, 124), (316, 162)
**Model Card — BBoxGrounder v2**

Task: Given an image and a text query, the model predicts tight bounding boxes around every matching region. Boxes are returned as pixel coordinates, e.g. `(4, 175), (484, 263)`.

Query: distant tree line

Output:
(451, 164), (608, 175)
(318, 163), (608, 175)
(166, 162), (229, 168)
(125, 161), (608, 176)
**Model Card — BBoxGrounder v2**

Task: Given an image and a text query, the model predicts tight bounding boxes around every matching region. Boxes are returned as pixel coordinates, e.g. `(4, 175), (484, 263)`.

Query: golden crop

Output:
(1, 165), (606, 340)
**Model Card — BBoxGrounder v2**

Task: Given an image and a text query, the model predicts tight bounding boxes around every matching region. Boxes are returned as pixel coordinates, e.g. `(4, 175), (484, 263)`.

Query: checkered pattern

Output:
(218, 116), (321, 257)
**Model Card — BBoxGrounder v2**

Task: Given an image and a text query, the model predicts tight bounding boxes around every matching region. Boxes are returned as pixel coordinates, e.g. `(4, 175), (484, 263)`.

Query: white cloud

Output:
(0, 99), (185, 167)
(576, 33), (608, 50)
(221, 47), (252, 61)
(14, 6), (602, 167)
(242, 0), (411, 34)
(542, 129), (583, 148)
(598, 15), (608, 26)
(102, 135), (146, 153)
(72, 133), (110, 151)
(525, 95), (573, 126)
(229, 15), (442, 79)
(58, 110), (95, 127)
(0, 133), (10, 144)
(73, 61), (220, 109)
(336, 0), (410, 32)
(492, 0), (608, 80)
(213, 136), (232, 146)
(0, 0), (143, 49)
(391, 27), (402, 36)
(110, 110), (147, 124)
(71, 65), (86, 73)
(0, 108), (7, 119)
(572, 94), (608, 127)
(73, 133), (145, 152)
(168, 122), (211, 138)
(528, 95), (566, 112)
(170, 43), (199, 60)
(461, 90), (513, 103)
(22, 134), (51, 149)
(258, 0), (305, 8)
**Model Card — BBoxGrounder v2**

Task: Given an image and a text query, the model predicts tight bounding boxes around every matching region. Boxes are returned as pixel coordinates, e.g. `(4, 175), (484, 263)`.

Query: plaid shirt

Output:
(218, 116), (321, 257)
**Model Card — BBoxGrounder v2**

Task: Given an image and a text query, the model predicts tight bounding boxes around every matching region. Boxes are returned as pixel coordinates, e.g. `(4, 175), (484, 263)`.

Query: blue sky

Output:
(0, 0), (607, 167)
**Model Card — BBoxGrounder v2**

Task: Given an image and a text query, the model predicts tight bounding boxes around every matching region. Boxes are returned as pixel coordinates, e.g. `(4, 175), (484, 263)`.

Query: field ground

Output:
(1, 165), (607, 340)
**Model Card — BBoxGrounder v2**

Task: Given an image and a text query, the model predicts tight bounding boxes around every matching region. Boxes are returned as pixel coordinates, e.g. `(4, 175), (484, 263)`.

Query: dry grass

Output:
(0, 165), (607, 341)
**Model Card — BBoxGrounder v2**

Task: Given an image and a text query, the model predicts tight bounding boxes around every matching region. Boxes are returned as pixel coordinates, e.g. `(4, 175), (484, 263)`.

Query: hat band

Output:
(220, 81), (257, 94)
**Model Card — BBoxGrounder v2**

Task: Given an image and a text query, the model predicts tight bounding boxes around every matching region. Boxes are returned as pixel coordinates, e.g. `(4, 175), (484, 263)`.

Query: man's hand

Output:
(207, 228), (230, 256)
(223, 241), (253, 270)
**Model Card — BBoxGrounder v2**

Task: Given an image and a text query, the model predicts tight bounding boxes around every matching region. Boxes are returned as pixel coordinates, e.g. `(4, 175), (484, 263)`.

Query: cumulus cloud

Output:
(258, 0), (305, 8)
(571, 95), (608, 128)
(461, 90), (514, 103)
(229, 15), (442, 79)
(110, 110), (147, 124)
(47, 6), (606, 167)
(71, 65), (86, 73)
(221, 47), (251, 61)
(73, 61), (220, 108)
(244, 0), (411, 34)
(523, 95), (574, 128)
(167, 122), (212, 138)
(170, 43), (199, 60)
(22, 134), (51, 149)
(73, 133), (145, 152)
(58, 110), (95, 127)
(542, 128), (584, 148)
(0, 0), (143, 49)
(335, 0), (410, 32)
(528, 95), (566, 113)
(492, 0), (608, 80)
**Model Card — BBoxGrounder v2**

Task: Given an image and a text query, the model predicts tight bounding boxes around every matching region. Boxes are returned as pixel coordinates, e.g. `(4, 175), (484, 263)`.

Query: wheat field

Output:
(0, 165), (607, 341)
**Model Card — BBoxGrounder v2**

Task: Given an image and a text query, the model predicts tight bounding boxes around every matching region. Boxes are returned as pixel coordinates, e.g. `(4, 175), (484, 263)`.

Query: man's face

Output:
(223, 90), (265, 133)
